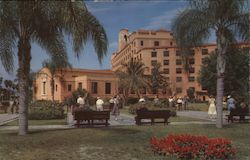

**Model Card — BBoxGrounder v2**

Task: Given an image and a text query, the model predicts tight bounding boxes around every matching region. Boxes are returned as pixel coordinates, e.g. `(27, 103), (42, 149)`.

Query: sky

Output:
(1, 0), (194, 80)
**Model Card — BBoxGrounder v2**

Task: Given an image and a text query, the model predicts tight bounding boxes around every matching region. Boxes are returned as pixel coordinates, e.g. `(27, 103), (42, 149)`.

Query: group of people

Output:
(76, 94), (122, 121)
(168, 96), (188, 111)
(207, 95), (236, 119)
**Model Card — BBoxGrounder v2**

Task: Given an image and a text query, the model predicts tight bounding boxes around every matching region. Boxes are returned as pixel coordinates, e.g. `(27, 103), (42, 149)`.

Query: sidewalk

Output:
(0, 114), (18, 126)
(0, 111), (221, 131)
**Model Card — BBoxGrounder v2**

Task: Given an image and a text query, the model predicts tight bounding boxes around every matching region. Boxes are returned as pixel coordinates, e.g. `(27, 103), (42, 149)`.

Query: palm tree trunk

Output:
(18, 38), (31, 135)
(216, 33), (228, 128)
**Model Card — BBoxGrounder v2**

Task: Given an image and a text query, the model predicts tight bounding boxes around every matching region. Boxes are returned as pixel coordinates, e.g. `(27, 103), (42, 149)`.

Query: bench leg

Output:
(77, 120), (80, 128)
(151, 118), (154, 125)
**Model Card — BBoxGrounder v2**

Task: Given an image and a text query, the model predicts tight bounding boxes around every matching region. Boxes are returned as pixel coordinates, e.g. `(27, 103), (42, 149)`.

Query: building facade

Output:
(33, 68), (118, 102)
(111, 28), (249, 100)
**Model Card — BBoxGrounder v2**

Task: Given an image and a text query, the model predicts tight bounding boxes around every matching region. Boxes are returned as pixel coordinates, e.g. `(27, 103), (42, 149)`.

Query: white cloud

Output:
(144, 7), (184, 30)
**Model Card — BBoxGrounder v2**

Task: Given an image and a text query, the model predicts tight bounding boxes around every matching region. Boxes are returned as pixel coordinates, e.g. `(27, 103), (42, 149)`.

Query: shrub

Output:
(128, 101), (175, 116)
(29, 100), (65, 120)
(150, 134), (236, 160)
(127, 97), (139, 105)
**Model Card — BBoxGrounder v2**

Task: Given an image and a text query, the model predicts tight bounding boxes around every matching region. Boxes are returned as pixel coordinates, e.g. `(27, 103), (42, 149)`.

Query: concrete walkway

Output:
(0, 111), (221, 131)
(0, 114), (18, 126)
(177, 110), (229, 124)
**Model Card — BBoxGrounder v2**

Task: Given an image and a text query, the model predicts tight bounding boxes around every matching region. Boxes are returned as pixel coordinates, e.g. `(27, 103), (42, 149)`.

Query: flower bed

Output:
(150, 134), (236, 159)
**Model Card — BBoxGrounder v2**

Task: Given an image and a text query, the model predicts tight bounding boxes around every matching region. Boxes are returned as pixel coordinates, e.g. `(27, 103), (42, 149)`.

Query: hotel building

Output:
(33, 68), (118, 102)
(111, 28), (249, 100)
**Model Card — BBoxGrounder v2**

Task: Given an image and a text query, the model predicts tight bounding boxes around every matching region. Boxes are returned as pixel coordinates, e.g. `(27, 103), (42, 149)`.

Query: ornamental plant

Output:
(150, 134), (236, 159)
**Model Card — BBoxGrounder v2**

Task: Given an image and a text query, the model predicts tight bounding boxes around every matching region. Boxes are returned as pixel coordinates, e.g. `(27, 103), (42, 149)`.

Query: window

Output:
(55, 84), (57, 92)
(189, 58), (195, 64)
(151, 60), (157, 66)
(176, 59), (182, 65)
(176, 68), (182, 74)
(176, 77), (182, 82)
(190, 49), (195, 56)
(176, 50), (181, 56)
(163, 60), (169, 65)
(163, 51), (169, 57)
(140, 40), (144, 46)
(176, 87), (182, 93)
(67, 84), (72, 92)
(189, 67), (195, 73)
(202, 49), (208, 55)
(91, 82), (98, 94)
(188, 76), (195, 82)
(154, 41), (159, 46)
(42, 82), (46, 94)
(78, 82), (82, 89)
(105, 83), (111, 94)
(163, 68), (169, 74)
(151, 51), (157, 57)
(170, 42), (173, 46)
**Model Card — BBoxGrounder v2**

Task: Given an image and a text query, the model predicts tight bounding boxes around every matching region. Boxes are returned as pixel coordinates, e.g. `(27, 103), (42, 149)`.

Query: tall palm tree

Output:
(150, 63), (168, 95)
(172, 0), (249, 128)
(42, 57), (71, 102)
(0, 1), (108, 135)
(116, 59), (150, 104)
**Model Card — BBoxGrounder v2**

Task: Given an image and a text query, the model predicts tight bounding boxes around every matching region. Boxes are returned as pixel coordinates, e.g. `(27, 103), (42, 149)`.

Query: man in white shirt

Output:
(77, 95), (85, 108)
(96, 97), (104, 111)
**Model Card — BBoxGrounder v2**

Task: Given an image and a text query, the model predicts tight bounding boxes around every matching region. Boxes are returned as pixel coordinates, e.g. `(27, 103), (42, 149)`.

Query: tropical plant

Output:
(171, 0), (249, 128)
(116, 59), (150, 104)
(198, 48), (249, 103)
(42, 57), (71, 102)
(0, 1), (108, 135)
(150, 63), (168, 94)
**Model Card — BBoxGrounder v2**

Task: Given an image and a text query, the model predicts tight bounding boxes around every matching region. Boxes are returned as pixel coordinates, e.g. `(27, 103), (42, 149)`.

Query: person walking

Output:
(96, 97), (104, 111)
(208, 95), (216, 119)
(111, 96), (119, 120)
(227, 95), (236, 113)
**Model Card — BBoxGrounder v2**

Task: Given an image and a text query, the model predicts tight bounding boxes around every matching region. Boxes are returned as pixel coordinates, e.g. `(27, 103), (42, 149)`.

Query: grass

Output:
(0, 123), (249, 160)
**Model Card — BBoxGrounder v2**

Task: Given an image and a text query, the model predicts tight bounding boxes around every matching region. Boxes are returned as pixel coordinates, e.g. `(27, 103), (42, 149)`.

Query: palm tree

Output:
(171, 0), (249, 128)
(116, 59), (150, 104)
(150, 63), (168, 95)
(0, 1), (108, 135)
(42, 58), (71, 102)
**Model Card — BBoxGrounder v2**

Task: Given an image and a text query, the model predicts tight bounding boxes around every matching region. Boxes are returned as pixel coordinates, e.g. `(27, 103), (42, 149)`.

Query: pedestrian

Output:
(208, 95), (216, 119)
(96, 97), (104, 111)
(111, 96), (119, 120)
(153, 95), (159, 104)
(168, 96), (174, 108)
(109, 96), (114, 111)
(176, 97), (183, 111)
(227, 95), (236, 113)
(9, 97), (14, 114)
(183, 96), (188, 110)
(77, 93), (88, 109)
(138, 96), (145, 103)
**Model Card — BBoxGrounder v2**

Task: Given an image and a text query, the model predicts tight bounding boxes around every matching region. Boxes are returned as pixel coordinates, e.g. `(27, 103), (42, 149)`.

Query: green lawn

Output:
(0, 123), (249, 160)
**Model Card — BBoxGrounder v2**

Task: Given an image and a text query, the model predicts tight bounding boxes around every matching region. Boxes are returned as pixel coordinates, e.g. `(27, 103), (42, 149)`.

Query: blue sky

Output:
(1, 0), (192, 80)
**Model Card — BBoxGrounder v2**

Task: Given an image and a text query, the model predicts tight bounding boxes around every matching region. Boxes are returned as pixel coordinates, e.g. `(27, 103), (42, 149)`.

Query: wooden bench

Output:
(74, 109), (110, 127)
(135, 108), (171, 125)
(226, 114), (250, 123)
(226, 107), (250, 123)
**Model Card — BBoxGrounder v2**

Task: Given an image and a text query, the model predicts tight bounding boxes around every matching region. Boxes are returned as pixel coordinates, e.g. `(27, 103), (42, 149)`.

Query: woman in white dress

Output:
(208, 96), (216, 119)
